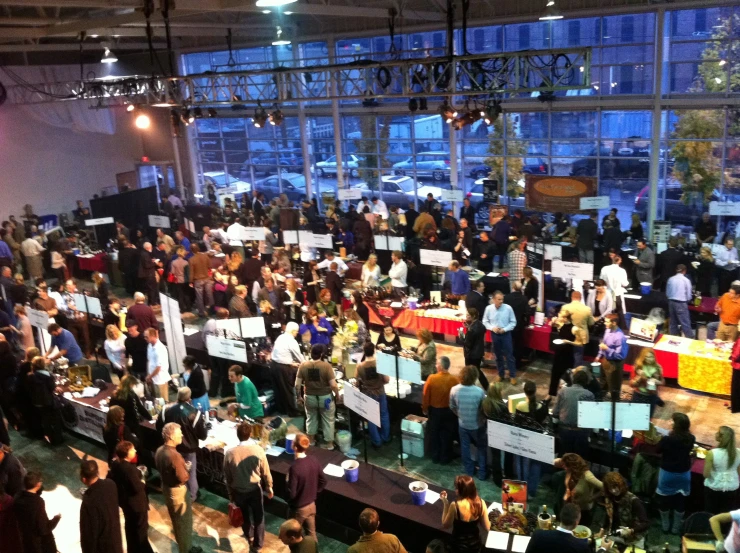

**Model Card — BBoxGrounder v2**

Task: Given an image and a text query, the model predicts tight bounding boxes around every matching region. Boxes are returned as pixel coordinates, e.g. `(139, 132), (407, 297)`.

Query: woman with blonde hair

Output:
(345, 309), (368, 353)
(361, 254), (381, 288)
(91, 271), (110, 311)
(13, 305), (33, 350)
(413, 328), (437, 380)
(704, 426), (740, 514)
(282, 277), (304, 324)
(630, 348), (665, 416)
(104, 324), (127, 375)
(696, 246), (715, 296)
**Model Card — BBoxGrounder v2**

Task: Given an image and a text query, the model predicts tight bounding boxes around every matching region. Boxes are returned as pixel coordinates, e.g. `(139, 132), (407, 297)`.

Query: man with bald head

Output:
(138, 241), (160, 306)
(280, 519), (318, 553)
(559, 290), (595, 366)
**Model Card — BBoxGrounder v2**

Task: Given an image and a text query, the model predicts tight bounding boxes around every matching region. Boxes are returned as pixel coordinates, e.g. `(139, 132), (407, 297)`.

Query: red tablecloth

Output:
(689, 296), (717, 314)
(76, 253), (108, 273)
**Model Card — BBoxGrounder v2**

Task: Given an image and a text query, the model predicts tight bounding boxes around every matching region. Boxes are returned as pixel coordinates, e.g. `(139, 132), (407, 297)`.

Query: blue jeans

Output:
(669, 300), (695, 339)
(513, 455), (542, 499)
(368, 393), (390, 446)
(707, 321), (719, 340)
(492, 332), (516, 378)
(184, 451), (198, 501)
(459, 425), (487, 479)
(573, 346), (584, 368)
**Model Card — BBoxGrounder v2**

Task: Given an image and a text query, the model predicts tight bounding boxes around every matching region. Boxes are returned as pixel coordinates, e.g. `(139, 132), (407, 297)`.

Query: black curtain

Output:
(90, 187), (160, 245)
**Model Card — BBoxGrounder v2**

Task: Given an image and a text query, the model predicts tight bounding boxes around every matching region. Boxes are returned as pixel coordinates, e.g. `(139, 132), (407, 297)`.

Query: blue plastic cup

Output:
(409, 481), (428, 505)
(640, 282), (652, 295)
(342, 460), (359, 483)
(285, 433), (296, 455)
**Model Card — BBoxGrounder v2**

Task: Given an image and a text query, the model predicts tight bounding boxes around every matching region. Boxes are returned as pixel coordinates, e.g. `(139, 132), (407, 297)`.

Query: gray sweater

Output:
(223, 440), (273, 497)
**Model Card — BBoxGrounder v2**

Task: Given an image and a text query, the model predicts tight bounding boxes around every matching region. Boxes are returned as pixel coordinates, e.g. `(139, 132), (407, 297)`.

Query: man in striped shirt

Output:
(449, 365), (486, 480)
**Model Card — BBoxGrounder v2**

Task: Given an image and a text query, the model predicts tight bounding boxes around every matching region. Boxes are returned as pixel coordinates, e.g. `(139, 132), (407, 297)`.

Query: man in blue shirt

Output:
(46, 323), (84, 365)
(0, 237), (12, 266)
(482, 291), (518, 383)
(666, 264), (695, 339)
(598, 314), (628, 400)
(444, 261), (470, 297)
(449, 365), (486, 479)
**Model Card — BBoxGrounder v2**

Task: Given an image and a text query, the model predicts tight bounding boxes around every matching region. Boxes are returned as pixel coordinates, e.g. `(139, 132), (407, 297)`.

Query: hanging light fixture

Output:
(439, 99), (457, 124)
(256, 0), (297, 6)
(134, 113), (151, 129)
(272, 25), (291, 46)
(269, 105), (284, 126)
(483, 100), (502, 125)
(539, 0), (563, 20)
(101, 47), (118, 64)
(253, 103), (268, 127)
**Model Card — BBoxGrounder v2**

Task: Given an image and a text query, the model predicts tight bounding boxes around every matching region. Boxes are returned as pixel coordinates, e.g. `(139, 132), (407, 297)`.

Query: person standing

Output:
(45, 323), (83, 365)
(145, 328), (171, 399)
(633, 239), (655, 286)
(598, 314), (628, 400)
(155, 423), (200, 553)
(287, 434), (327, 540)
(124, 322), (148, 381)
(575, 212), (599, 264)
(126, 293), (158, 334)
(20, 236), (45, 280)
(270, 322), (305, 417)
(295, 345), (338, 450)
(666, 264), (695, 339)
(108, 441), (154, 553)
(388, 251), (408, 297)
(482, 291), (518, 384)
(14, 471), (61, 553)
(450, 365), (487, 480)
(507, 241), (527, 287)
(552, 370), (595, 458)
(504, 281), (530, 371)
(189, 243), (213, 318)
(656, 413), (695, 535)
(440, 475), (490, 553)
(224, 421), (274, 553)
(524, 504), (595, 553)
(356, 342), (391, 447)
(279, 519), (319, 553)
(227, 365), (264, 420)
(422, 357), (459, 465)
(79, 459), (123, 553)
(347, 508), (407, 553)
(704, 426), (740, 515)
(0, 444), (25, 497)
(465, 280), (488, 319)
(714, 285), (740, 342)
(732, 337), (740, 413)
(138, 242), (160, 306)
(463, 308), (487, 386)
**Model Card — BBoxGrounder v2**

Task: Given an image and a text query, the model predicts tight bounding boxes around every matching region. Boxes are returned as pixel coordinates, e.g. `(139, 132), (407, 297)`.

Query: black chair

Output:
(683, 511), (713, 535)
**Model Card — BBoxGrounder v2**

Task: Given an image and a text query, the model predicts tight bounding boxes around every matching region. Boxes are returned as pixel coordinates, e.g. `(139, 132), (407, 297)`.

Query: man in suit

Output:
(404, 201), (419, 239)
(465, 280), (488, 320)
(14, 471), (62, 553)
(504, 281), (530, 370)
(324, 262), (344, 307)
(526, 504), (610, 553)
(463, 308), (487, 387)
(138, 242), (160, 306)
(252, 190), (265, 221)
(633, 238), (655, 286)
(79, 459), (123, 553)
(459, 197), (477, 233)
(657, 236), (684, 290)
(118, 239), (139, 295)
(108, 441), (154, 553)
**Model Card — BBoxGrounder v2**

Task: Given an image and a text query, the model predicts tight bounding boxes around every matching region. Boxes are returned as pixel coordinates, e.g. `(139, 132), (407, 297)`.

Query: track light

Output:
(193, 107), (203, 119)
(253, 103), (268, 127)
(126, 103), (135, 112)
(272, 26), (291, 46)
(439, 100), (457, 124)
(256, 0), (297, 6)
(134, 113), (151, 129)
(101, 47), (117, 64)
(208, 108), (218, 117)
(408, 98), (419, 112)
(269, 106), (284, 126)
(539, 0), (563, 20)
(181, 109), (195, 125)
(483, 100), (502, 125)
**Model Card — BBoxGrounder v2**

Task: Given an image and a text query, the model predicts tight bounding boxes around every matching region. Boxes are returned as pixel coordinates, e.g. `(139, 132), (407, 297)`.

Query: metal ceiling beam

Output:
(0, 16), (61, 24)
(0, 10), (149, 39)
(0, 40), (153, 50)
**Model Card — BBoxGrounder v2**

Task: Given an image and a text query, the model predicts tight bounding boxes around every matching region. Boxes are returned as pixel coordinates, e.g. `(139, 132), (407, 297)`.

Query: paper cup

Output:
(409, 481), (428, 505)
(341, 460), (359, 483)
(285, 433), (296, 455)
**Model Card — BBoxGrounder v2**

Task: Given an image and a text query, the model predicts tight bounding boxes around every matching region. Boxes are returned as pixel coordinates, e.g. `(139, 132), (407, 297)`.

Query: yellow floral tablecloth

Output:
(677, 341), (732, 395)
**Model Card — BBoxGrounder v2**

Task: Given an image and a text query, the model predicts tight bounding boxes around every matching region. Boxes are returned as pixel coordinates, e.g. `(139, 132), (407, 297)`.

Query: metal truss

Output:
(5, 48), (591, 106)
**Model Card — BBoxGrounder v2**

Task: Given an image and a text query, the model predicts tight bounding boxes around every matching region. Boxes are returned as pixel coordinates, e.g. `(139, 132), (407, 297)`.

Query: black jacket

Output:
(0, 451), (25, 497)
(124, 334), (148, 377)
(80, 479), (123, 553)
(156, 401), (207, 454)
(107, 460), (148, 514)
(103, 422), (140, 463)
(476, 240), (495, 272)
(13, 490), (59, 553)
(658, 247), (684, 288)
(464, 319), (486, 361)
(504, 292), (530, 332)
(459, 206), (477, 230)
(524, 529), (590, 553)
(137, 250), (157, 279)
(109, 392), (150, 434)
(324, 271), (343, 304)
(465, 291), (488, 320)
(118, 247), (139, 276)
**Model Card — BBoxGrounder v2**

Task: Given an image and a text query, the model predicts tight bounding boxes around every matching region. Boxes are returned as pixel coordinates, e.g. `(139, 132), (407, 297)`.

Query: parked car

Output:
(468, 157), (548, 180)
(248, 150), (304, 176)
(634, 182), (729, 227)
(203, 171), (251, 193)
(393, 151), (452, 181)
(313, 154), (360, 178)
(352, 175), (444, 207)
(571, 147), (674, 180)
(255, 172), (307, 203)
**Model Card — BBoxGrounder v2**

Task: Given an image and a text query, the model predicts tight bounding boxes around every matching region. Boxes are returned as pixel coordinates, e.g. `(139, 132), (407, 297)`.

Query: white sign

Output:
(185, 218), (196, 233)
(206, 335), (248, 363)
(374, 235), (389, 251)
(72, 293), (87, 313)
(544, 244), (562, 261)
(214, 318), (242, 338)
(441, 189), (464, 202)
(338, 188), (362, 201)
(240, 317), (267, 338)
(487, 420), (555, 464)
(242, 227), (265, 241)
(343, 384), (381, 427)
(376, 351), (396, 378)
(84, 217), (114, 227)
(27, 307), (50, 329)
(397, 356), (423, 385)
(61, 397), (107, 444)
(86, 297), (103, 319)
(579, 196), (610, 210)
(419, 249), (452, 267)
(551, 259), (594, 281)
(283, 230), (298, 245)
(159, 293), (187, 373)
(388, 236), (404, 251)
(312, 234), (334, 249)
(709, 201), (740, 216)
(148, 215), (171, 228)
(577, 401), (651, 431)
(298, 230), (313, 246)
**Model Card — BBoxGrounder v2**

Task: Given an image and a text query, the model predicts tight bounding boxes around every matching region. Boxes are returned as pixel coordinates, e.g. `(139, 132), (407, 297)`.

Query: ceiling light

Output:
(272, 25), (291, 46)
(539, 0), (563, 20)
(134, 113), (151, 129)
(126, 103), (135, 112)
(262, 9), (271, 13)
(439, 99), (457, 124)
(269, 105), (284, 125)
(719, 59), (727, 66)
(101, 47), (117, 64)
(715, 77), (723, 84)
(90, 34), (98, 38)
(284, 11), (293, 14)
(256, 0), (298, 7)
(253, 103), (268, 127)
(182, 109), (195, 125)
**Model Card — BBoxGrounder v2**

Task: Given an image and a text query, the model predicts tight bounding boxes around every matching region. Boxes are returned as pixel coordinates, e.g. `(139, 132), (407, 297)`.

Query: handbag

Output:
(228, 502), (244, 527)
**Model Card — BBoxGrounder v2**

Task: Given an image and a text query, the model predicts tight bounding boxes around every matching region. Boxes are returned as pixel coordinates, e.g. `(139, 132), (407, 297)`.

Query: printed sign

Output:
(27, 307), (50, 329)
(374, 235), (389, 251)
(441, 189), (464, 202)
(397, 356), (423, 385)
(551, 259), (594, 281)
(525, 175), (597, 213)
(240, 317), (267, 338)
(343, 384), (381, 427)
(419, 249), (452, 267)
(579, 196), (610, 210)
(577, 401), (650, 431)
(388, 236), (404, 251)
(148, 215), (171, 228)
(242, 227), (265, 241)
(653, 221), (671, 243)
(312, 234), (334, 249)
(206, 335), (248, 363)
(488, 420), (555, 464)
(283, 230), (298, 245)
(61, 397), (107, 444)
(709, 202), (740, 216)
(338, 188), (362, 201)
(84, 217), (114, 227)
(482, 179), (499, 202)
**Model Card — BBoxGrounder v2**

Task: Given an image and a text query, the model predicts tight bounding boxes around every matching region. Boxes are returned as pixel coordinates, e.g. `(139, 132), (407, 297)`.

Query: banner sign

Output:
(420, 249), (452, 267)
(206, 335), (248, 363)
(61, 398), (107, 444)
(482, 179), (499, 202)
(579, 196), (610, 210)
(441, 189), (464, 202)
(525, 175), (597, 213)
(343, 384), (381, 427)
(148, 215), (171, 228)
(487, 420), (555, 464)
(551, 259), (594, 281)
(338, 188), (362, 201)
(84, 217), (114, 227)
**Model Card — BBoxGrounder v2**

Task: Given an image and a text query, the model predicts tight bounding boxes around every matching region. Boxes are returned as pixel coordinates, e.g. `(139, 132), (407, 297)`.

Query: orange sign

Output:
(525, 175), (597, 213)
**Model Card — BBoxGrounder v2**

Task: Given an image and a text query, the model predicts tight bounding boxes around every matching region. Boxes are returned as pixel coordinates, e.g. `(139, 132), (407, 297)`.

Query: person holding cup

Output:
(440, 475), (490, 553)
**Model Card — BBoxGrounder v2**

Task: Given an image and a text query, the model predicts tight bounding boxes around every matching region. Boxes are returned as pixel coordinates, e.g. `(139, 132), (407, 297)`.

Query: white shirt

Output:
(356, 200), (372, 214)
(600, 264), (630, 297)
(104, 335), (127, 371)
(724, 510), (740, 553)
(716, 246), (739, 268)
(48, 291), (64, 310)
(271, 332), (305, 365)
(147, 340), (171, 385)
(372, 200), (389, 219)
(21, 237), (44, 256)
(361, 264), (382, 287)
(388, 259), (408, 287)
(317, 257), (348, 276)
(227, 222), (247, 241)
(211, 228), (230, 243)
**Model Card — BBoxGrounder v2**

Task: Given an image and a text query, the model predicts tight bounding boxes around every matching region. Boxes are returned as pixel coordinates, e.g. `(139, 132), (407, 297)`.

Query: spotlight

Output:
(483, 100), (502, 125)
(408, 98), (419, 112)
(126, 103), (135, 112)
(272, 26), (291, 46)
(101, 47), (118, 64)
(253, 103), (268, 127)
(134, 113), (151, 129)
(269, 106), (284, 126)
(719, 59), (727, 66)
(182, 109), (195, 125)
(539, 0), (563, 20)
(256, 0), (298, 6)
(208, 108), (218, 117)
(439, 99), (457, 124)
(193, 107), (203, 118)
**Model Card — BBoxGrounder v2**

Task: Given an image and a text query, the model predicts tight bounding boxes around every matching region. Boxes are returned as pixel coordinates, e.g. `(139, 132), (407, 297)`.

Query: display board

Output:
(579, 196), (610, 210)
(709, 201), (740, 216)
(419, 249), (452, 267)
(84, 217), (115, 227)
(343, 384), (381, 427)
(240, 317), (267, 338)
(551, 259), (594, 281)
(577, 401), (651, 431)
(487, 420), (555, 464)
(374, 235), (389, 251)
(376, 351), (396, 378)
(148, 215), (171, 228)
(482, 179), (499, 202)
(283, 230), (298, 245)
(338, 188), (362, 201)
(312, 234), (334, 249)
(159, 293), (187, 373)
(60, 397), (107, 443)
(206, 335), (248, 363)
(441, 189), (464, 202)
(653, 221), (671, 243)
(525, 175), (597, 213)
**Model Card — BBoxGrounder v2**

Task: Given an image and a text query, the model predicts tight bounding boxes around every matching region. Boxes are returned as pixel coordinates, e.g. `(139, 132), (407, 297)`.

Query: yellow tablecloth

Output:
(677, 341), (732, 395)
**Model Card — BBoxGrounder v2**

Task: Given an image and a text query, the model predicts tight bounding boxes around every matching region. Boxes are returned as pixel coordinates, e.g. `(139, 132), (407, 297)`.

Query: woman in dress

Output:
(282, 277), (305, 325)
(304, 260), (322, 306)
(627, 213), (644, 243)
(440, 475), (490, 553)
(703, 426), (740, 515)
(548, 311), (576, 397)
(656, 412), (695, 534)
(376, 322), (402, 353)
(413, 328), (437, 380)
(361, 254), (382, 288)
(104, 324), (127, 376)
(182, 355), (209, 414)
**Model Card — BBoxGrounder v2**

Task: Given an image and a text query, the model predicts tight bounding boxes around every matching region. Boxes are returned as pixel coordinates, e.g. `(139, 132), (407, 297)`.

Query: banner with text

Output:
(343, 384), (381, 427)
(525, 175), (597, 213)
(487, 420), (555, 464)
